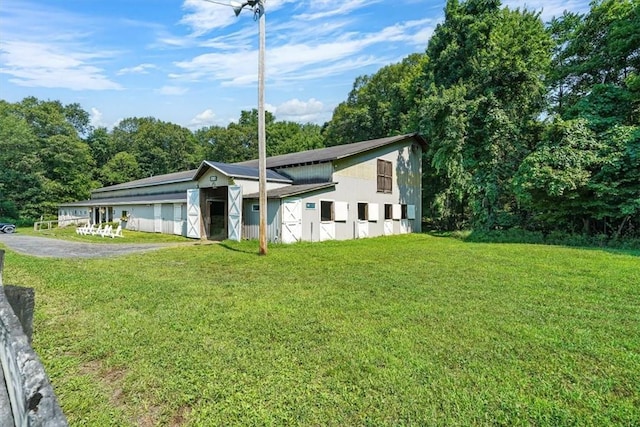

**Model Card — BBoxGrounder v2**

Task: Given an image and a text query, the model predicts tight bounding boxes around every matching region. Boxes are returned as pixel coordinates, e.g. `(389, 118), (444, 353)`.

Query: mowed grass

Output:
(20, 225), (192, 243)
(1, 234), (639, 426)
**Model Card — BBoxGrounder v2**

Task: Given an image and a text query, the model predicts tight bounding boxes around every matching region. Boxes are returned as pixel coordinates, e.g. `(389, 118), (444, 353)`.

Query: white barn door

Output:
(186, 189), (201, 239)
(228, 185), (242, 241)
(154, 204), (162, 233)
(282, 198), (302, 244)
(384, 220), (393, 236)
(173, 203), (183, 235)
(320, 222), (335, 241)
(357, 221), (369, 238)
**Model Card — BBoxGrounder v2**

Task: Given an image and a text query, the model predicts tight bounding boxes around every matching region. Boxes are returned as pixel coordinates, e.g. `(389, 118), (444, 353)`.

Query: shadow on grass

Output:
(218, 242), (262, 255)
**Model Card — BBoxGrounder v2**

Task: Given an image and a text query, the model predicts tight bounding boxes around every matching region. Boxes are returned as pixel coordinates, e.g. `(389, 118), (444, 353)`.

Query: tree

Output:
(100, 152), (141, 187)
(514, 118), (601, 232)
(195, 110), (323, 163)
(3, 98), (96, 217)
(322, 54), (428, 146)
(548, 0), (640, 117)
(86, 127), (115, 171)
(419, 0), (552, 229)
(110, 117), (201, 178)
(267, 121), (324, 156)
(0, 101), (44, 219)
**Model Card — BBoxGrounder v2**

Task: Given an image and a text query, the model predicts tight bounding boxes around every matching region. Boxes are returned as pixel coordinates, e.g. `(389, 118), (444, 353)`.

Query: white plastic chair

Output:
(100, 225), (113, 237)
(110, 225), (123, 238)
(91, 224), (102, 236)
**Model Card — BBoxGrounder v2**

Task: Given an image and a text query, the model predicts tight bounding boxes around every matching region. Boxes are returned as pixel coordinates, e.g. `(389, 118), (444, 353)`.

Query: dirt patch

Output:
(170, 405), (192, 426)
(78, 360), (128, 407)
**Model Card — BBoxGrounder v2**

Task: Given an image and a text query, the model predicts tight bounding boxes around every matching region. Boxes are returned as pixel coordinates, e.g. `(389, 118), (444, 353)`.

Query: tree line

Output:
(1, 0), (638, 241)
(326, 0), (639, 240)
(0, 102), (323, 220)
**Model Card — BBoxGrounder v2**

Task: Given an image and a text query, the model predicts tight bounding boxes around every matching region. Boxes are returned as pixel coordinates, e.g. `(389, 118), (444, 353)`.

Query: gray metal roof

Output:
(88, 134), (423, 196)
(244, 182), (336, 199)
(237, 133), (426, 169)
(59, 192), (187, 207)
(193, 161), (292, 183)
(93, 170), (196, 193)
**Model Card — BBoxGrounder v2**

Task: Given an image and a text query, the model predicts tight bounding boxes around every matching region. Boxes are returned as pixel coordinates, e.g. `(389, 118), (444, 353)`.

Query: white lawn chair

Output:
(100, 225), (112, 237)
(91, 224), (102, 236)
(79, 223), (93, 235)
(110, 225), (123, 238)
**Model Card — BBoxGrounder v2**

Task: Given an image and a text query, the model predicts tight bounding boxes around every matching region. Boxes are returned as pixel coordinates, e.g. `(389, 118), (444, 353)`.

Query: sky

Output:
(0, 0), (591, 131)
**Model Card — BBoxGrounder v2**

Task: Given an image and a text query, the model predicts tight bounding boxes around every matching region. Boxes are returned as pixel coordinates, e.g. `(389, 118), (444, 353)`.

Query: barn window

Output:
(321, 201), (334, 222)
(401, 204), (408, 219)
(384, 204), (393, 220)
(252, 204), (260, 212)
(357, 203), (368, 221)
(377, 159), (392, 193)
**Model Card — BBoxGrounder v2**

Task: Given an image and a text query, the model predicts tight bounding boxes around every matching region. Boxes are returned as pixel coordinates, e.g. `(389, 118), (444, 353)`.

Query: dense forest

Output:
(1, 0), (638, 241)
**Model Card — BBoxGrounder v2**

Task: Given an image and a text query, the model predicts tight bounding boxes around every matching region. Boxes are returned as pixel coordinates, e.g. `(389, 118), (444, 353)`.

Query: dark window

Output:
(357, 203), (368, 221)
(401, 204), (408, 219)
(377, 159), (392, 193)
(384, 204), (393, 220)
(321, 201), (334, 222)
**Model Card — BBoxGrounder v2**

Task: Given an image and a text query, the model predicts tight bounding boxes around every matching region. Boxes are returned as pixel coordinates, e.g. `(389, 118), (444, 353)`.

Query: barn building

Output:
(58, 133), (426, 242)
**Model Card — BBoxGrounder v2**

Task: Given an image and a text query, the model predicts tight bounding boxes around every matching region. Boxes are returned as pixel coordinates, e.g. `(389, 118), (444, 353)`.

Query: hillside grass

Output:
(1, 234), (639, 426)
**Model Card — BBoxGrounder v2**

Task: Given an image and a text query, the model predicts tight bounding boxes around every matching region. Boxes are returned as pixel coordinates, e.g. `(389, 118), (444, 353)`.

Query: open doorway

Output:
(209, 200), (226, 239)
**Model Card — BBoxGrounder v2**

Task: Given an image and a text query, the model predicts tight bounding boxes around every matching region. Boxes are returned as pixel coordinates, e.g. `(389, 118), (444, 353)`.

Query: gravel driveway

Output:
(0, 234), (173, 258)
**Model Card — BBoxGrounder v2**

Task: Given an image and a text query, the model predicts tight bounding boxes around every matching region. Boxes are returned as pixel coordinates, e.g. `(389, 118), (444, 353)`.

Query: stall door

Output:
(154, 204), (162, 233)
(186, 189), (201, 239)
(384, 219), (393, 236)
(357, 221), (369, 238)
(173, 204), (183, 235)
(282, 198), (302, 244)
(228, 185), (242, 241)
(319, 222), (335, 241)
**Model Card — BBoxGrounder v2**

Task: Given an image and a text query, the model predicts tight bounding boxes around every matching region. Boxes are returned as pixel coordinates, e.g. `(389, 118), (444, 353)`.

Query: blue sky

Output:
(0, 0), (590, 130)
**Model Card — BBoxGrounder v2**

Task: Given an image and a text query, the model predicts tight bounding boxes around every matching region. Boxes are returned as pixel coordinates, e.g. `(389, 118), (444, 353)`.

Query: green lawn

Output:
(20, 225), (193, 243)
(1, 235), (639, 426)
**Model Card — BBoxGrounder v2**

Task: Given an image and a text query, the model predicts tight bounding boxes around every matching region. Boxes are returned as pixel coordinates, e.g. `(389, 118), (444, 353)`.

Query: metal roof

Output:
(59, 192), (187, 207)
(244, 182), (336, 199)
(88, 133), (423, 196)
(93, 170), (196, 193)
(193, 161), (292, 183)
(236, 133), (426, 169)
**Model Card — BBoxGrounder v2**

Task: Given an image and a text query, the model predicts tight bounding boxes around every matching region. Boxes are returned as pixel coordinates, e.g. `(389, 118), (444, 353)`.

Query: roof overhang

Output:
(193, 160), (292, 183)
(59, 192), (187, 208)
(244, 182), (336, 199)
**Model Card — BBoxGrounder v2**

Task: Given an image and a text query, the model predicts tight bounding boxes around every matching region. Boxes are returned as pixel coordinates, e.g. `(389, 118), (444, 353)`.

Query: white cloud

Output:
(180, 0), (242, 36)
(118, 63), (157, 75)
(171, 17), (433, 87)
(504, 0), (591, 22)
(158, 85), (188, 95)
(180, 0), (299, 35)
(296, 0), (382, 21)
(0, 40), (122, 90)
(90, 107), (104, 127)
(189, 109), (218, 127)
(272, 98), (331, 123)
